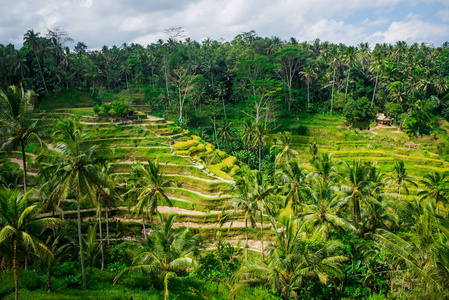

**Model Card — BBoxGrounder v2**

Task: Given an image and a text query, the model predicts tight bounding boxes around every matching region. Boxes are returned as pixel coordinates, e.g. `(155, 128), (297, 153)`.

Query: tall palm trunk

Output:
(371, 70), (379, 106)
(260, 211), (264, 259)
(345, 68), (351, 101)
(245, 216), (248, 261)
(331, 68), (336, 116)
(20, 140), (27, 192)
(98, 201), (104, 271)
(77, 198), (87, 290)
(34, 52), (48, 92)
(106, 207), (110, 245)
(307, 84), (310, 106)
(14, 238), (19, 300)
(258, 140), (262, 172)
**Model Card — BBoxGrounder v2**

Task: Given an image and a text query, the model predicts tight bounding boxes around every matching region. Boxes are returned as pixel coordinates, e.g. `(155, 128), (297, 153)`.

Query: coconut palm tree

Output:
(338, 160), (371, 229)
(232, 215), (347, 299)
(37, 235), (71, 291)
(343, 46), (357, 101)
(418, 172), (449, 213)
(81, 224), (100, 275)
(114, 214), (201, 300)
(299, 61), (318, 105)
(222, 174), (258, 261)
(37, 119), (111, 290)
(0, 188), (60, 300)
(376, 200), (449, 297)
(127, 159), (177, 233)
(312, 152), (336, 184)
(276, 160), (308, 214)
(0, 85), (48, 192)
(252, 171), (276, 259)
(252, 121), (271, 172)
(301, 176), (355, 240)
(270, 131), (298, 165)
(23, 30), (47, 91)
(389, 160), (417, 197)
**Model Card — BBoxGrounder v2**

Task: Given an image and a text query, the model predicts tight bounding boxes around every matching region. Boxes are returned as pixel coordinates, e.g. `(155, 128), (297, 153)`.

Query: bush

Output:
(20, 270), (43, 291)
(93, 105), (101, 114)
(0, 270), (14, 298)
(112, 101), (129, 117)
(101, 103), (112, 114)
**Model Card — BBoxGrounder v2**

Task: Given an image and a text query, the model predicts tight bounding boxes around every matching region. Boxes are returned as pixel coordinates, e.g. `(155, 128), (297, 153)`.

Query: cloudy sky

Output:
(1, 0), (449, 49)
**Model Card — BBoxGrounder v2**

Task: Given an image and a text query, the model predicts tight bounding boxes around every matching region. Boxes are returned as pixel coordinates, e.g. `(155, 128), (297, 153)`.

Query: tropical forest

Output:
(2, 28), (449, 299)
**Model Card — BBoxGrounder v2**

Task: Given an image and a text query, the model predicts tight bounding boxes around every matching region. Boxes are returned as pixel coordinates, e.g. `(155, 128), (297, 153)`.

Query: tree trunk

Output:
(34, 51), (47, 92)
(245, 217), (248, 261)
(258, 140), (262, 172)
(21, 140), (27, 192)
(14, 238), (19, 300)
(260, 211), (264, 259)
(47, 271), (52, 291)
(345, 68), (351, 101)
(98, 202), (104, 271)
(106, 207), (110, 245)
(142, 214), (146, 234)
(77, 200), (87, 290)
(331, 69), (336, 116)
(307, 84), (310, 106)
(371, 71), (379, 107)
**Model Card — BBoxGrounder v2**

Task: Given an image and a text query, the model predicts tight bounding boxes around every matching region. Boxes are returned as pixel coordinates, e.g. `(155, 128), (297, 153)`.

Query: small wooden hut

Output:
(376, 113), (391, 125)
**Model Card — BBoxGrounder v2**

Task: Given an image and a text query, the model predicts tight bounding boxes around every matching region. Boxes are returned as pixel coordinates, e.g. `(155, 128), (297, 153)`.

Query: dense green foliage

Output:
(2, 29), (449, 299)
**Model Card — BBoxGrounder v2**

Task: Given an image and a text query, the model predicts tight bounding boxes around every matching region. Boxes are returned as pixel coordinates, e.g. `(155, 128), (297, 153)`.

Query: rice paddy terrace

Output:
(0, 107), (272, 250)
(283, 115), (449, 182)
(2, 107), (449, 251)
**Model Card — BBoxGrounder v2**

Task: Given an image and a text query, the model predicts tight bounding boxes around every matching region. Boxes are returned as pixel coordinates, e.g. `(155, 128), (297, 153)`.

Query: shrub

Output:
(101, 103), (112, 114)
(112, 101), (129, 117)
(20, 270), (43, 291)
(93, 105), (101, 114)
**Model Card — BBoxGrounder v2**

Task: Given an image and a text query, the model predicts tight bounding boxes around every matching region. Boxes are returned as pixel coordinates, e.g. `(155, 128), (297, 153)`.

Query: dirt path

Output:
(164, 174), (226, 183)
(167, 187), (232, 199)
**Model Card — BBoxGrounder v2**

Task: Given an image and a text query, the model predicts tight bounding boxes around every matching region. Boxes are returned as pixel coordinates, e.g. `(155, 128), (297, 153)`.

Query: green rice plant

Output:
(173, 139), (199, 150)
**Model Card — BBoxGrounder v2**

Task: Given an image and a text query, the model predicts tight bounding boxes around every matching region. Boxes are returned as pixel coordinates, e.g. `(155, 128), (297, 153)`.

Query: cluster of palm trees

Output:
(2, 85), (449, 299)
(2, 29), (449, 128)
(219, 130), (449, 298)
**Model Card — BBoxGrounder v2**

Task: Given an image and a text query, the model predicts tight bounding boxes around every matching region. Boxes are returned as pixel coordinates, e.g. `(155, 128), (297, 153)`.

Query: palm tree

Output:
(81, 224), (100, 275)
(37, 119), (111, 290)
(217, 120), (236, 149)
(37, 235), (70, 291)
(115, 214), (201, 300)
(301, 177), (355, 240)
(23, 30), (47, 91)
(270, 131), (298, 166)
(222, 174), (258, 261)
(0, 188), (60, 300)
(127, 159), (177, 233)
(312, 152), (336, 183)
(418, 172), (449, 213)
(232, 215), (347, 299)
(252, 171), (275, 259)
(299, 61), (318, 106)
(389, 160), (417, 197)
(276, 160), (308, 214)
(252, 121), (271, 172)
(376, 200), (449, 297)
(338, 160), (371, 229)
(343, 46), (357, 101)
(329, 46), (341, 115)
(0, 86), (47, 192)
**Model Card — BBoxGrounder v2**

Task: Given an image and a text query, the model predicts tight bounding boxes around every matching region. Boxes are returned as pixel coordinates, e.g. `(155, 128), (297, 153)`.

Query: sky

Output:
(1, 0), (449, 49)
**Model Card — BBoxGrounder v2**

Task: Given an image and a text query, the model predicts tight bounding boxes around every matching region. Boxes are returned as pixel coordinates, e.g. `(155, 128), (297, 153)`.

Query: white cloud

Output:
(0, 0), (447, 48)
(369, 14), (449, 44)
